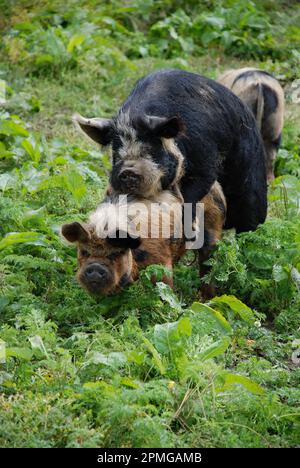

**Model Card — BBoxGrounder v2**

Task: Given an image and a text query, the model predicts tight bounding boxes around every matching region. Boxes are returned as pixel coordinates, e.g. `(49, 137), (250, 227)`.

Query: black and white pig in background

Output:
(218, 67), (284, 183)
(74, 68), (268, 234)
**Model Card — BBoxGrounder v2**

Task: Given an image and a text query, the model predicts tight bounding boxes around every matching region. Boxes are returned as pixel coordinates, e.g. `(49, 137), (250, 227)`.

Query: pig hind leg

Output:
(261, 85), (282, 183)
(222, 135), (267, 233)
(264, 134), (281, 183)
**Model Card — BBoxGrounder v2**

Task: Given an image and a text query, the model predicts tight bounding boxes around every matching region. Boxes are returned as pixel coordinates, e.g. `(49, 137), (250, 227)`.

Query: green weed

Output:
(0, 0), (299, 448)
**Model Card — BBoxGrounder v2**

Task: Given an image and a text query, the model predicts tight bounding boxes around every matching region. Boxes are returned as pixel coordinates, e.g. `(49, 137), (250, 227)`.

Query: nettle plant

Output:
(204, 217), (300, 320)
(148, 2), (281, 59)
(0, 108), (110, 206)
(2, 0), (298, 75)
(3, 6), (137, 76)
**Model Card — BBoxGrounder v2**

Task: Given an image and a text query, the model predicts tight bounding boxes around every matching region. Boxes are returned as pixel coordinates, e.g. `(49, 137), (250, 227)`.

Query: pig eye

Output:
(80, 248), (90, 258)
(107, 251), (123, 261)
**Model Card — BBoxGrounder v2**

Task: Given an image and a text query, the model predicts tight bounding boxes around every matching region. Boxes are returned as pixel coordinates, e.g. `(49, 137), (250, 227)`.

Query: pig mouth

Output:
(88, 281), (105, 293)
(82, 281), (114, 297)
(81, 279), (107, 295)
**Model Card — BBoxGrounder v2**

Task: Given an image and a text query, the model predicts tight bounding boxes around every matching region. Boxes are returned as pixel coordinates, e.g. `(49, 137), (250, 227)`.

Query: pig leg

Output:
(264, 134), (282, 184)
(133, 242), (174, 288)
(181, 174), (217, 239)
(150, 263), (174, 288)
(198, 243), (216, 300)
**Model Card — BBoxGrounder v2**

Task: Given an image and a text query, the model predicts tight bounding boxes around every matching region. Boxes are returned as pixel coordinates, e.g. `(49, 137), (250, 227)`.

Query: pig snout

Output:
(118, 169), (142, 191)
(111, 160), (143, 193)
(83, 263), (111, 293)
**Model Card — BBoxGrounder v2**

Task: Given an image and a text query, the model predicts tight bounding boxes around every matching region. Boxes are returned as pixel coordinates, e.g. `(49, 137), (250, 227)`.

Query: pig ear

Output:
(73, 113), (114, 146)
(61, 222), (90, 243)
(138, 115), (184, 139)
(106, 230), (141, 250)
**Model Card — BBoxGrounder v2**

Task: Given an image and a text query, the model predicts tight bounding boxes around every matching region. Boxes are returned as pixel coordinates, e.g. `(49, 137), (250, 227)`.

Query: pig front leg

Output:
(181, 175), (217, 240)
(198, 244), (216, 300)
(133, 242), (174, 288)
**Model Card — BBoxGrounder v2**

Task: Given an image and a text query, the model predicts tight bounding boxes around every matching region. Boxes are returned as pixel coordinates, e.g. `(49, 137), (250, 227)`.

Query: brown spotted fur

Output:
(62, 182), (226, 297)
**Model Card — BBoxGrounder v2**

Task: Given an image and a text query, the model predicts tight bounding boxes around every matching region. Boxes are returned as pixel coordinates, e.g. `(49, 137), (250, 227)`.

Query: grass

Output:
(0, 0), (299, 448)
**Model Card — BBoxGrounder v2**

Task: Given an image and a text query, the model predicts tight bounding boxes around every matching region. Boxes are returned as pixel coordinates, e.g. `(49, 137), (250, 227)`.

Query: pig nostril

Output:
(119, 171), (141, 187)
(86, 270), (103, 279)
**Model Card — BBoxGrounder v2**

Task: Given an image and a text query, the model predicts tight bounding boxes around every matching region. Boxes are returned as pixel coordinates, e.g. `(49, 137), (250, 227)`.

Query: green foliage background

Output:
(0, 0), (299, 447)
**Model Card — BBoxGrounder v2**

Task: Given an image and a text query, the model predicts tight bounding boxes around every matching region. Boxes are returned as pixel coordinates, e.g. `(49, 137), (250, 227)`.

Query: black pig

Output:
(74, 68), (267, 233)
